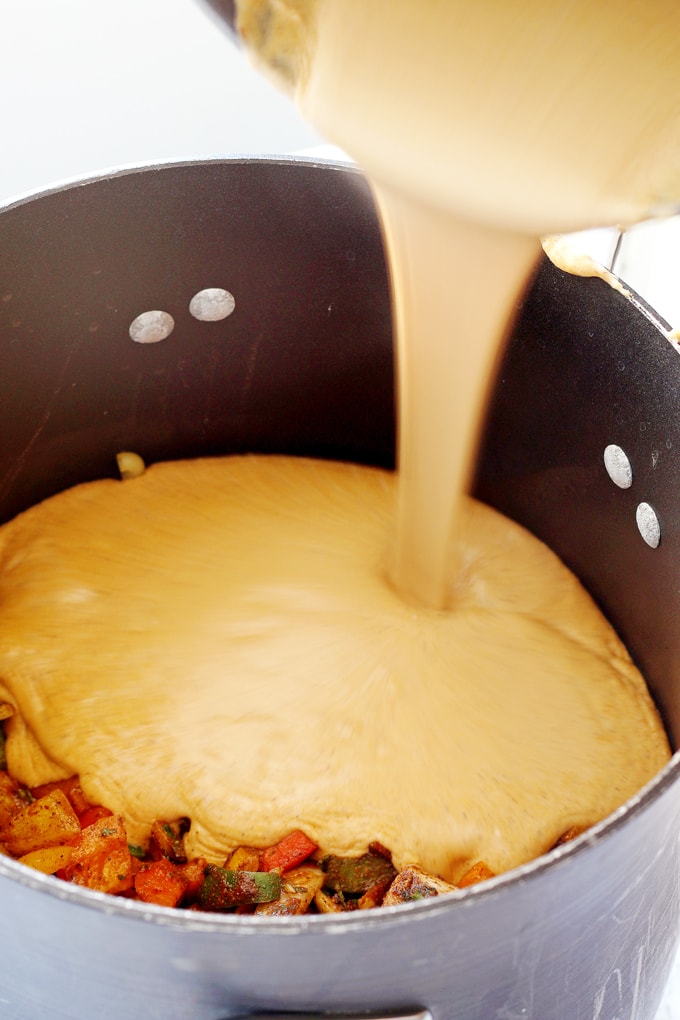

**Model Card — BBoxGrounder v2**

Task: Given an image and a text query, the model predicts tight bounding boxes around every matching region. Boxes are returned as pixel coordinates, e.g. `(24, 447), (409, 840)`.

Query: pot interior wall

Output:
(1, 158), (679, 750)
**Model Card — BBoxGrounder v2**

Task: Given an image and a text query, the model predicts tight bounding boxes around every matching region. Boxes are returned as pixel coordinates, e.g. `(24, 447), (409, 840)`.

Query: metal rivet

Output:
(603, 444), (633, 489)
(189, 288), (235, 322)
(129, 310), (175, 345)
(636, 502), (661, 548)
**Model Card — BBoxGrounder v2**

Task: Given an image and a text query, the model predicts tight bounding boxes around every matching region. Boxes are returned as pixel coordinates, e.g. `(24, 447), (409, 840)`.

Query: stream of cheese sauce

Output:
(1, 0), (678, 882)
(237, 0), (680, 606)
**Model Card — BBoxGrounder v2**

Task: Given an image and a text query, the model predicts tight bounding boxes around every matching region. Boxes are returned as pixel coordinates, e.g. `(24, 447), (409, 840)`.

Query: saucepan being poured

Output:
(226, 0), (680, 619)
(1, 0), (680, 911)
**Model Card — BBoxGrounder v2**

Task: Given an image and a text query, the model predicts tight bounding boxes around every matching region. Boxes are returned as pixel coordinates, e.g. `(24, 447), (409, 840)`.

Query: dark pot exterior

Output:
(0, 158), (678, 1020)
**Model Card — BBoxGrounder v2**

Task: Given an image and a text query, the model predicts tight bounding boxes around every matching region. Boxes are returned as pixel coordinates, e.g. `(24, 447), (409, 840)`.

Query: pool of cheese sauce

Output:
(0, 456), (670, 880)
(1, 0), (678, 883)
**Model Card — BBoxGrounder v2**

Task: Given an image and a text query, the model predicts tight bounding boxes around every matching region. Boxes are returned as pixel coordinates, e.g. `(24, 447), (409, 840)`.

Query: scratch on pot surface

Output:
(593, 905), (658, 1020)
(592, 968), (623, 1020)
(628, 940), (646, 1020)
(126, 369), (144, 426)
(0, 342), (82, 505)
(494, 931), (542, 1019)
(592, 940), (647, 1020)
(609, 841), (666, 913)
(238, 330), (263, 415)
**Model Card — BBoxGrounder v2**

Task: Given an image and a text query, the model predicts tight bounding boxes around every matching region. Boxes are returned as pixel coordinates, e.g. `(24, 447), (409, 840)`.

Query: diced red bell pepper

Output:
(78, 805), (114, 829)
(178, 857), (208, 901)
(30, 776), (91, 817)
(135, 857), (187, 908)
(456, 861), (495, 888)
(261, 830), (318, 873)
(148, 819), (188, 863)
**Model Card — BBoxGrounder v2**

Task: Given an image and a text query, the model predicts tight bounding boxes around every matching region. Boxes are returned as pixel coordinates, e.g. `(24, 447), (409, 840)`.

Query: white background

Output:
(1, 1), (679, 1016)
(0, 0), (322, 200)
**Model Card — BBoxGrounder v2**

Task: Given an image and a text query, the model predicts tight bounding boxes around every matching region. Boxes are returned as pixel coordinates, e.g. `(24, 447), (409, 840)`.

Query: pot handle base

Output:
(229, 1011), (432, 1020)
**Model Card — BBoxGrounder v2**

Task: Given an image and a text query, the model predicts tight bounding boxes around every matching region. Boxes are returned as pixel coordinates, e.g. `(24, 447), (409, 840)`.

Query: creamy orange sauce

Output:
(0, 456), (669, 880)
(542, 235), (631, 297)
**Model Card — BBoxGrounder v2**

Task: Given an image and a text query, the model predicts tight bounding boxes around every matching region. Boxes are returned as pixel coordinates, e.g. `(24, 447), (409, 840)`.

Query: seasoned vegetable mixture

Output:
(0, 708), (582, 912)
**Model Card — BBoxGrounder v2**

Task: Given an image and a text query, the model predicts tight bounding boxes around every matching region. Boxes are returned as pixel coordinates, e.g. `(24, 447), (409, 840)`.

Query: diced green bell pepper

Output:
(197, 864), (281, 911)
(321, 851), (396, 894)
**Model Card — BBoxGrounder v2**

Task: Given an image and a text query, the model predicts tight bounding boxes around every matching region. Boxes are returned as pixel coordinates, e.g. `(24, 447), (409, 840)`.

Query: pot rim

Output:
(0, 749), (678, 933)
(0, 155), (676, 935)
(0, 153), (360, 218)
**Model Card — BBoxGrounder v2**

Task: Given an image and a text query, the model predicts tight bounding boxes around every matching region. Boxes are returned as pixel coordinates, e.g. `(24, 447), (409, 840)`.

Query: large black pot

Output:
(0, 158), (678, 1020)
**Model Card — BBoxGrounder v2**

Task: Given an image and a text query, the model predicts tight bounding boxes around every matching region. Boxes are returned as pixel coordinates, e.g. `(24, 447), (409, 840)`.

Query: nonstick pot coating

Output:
(0, 158), (679, 1020)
